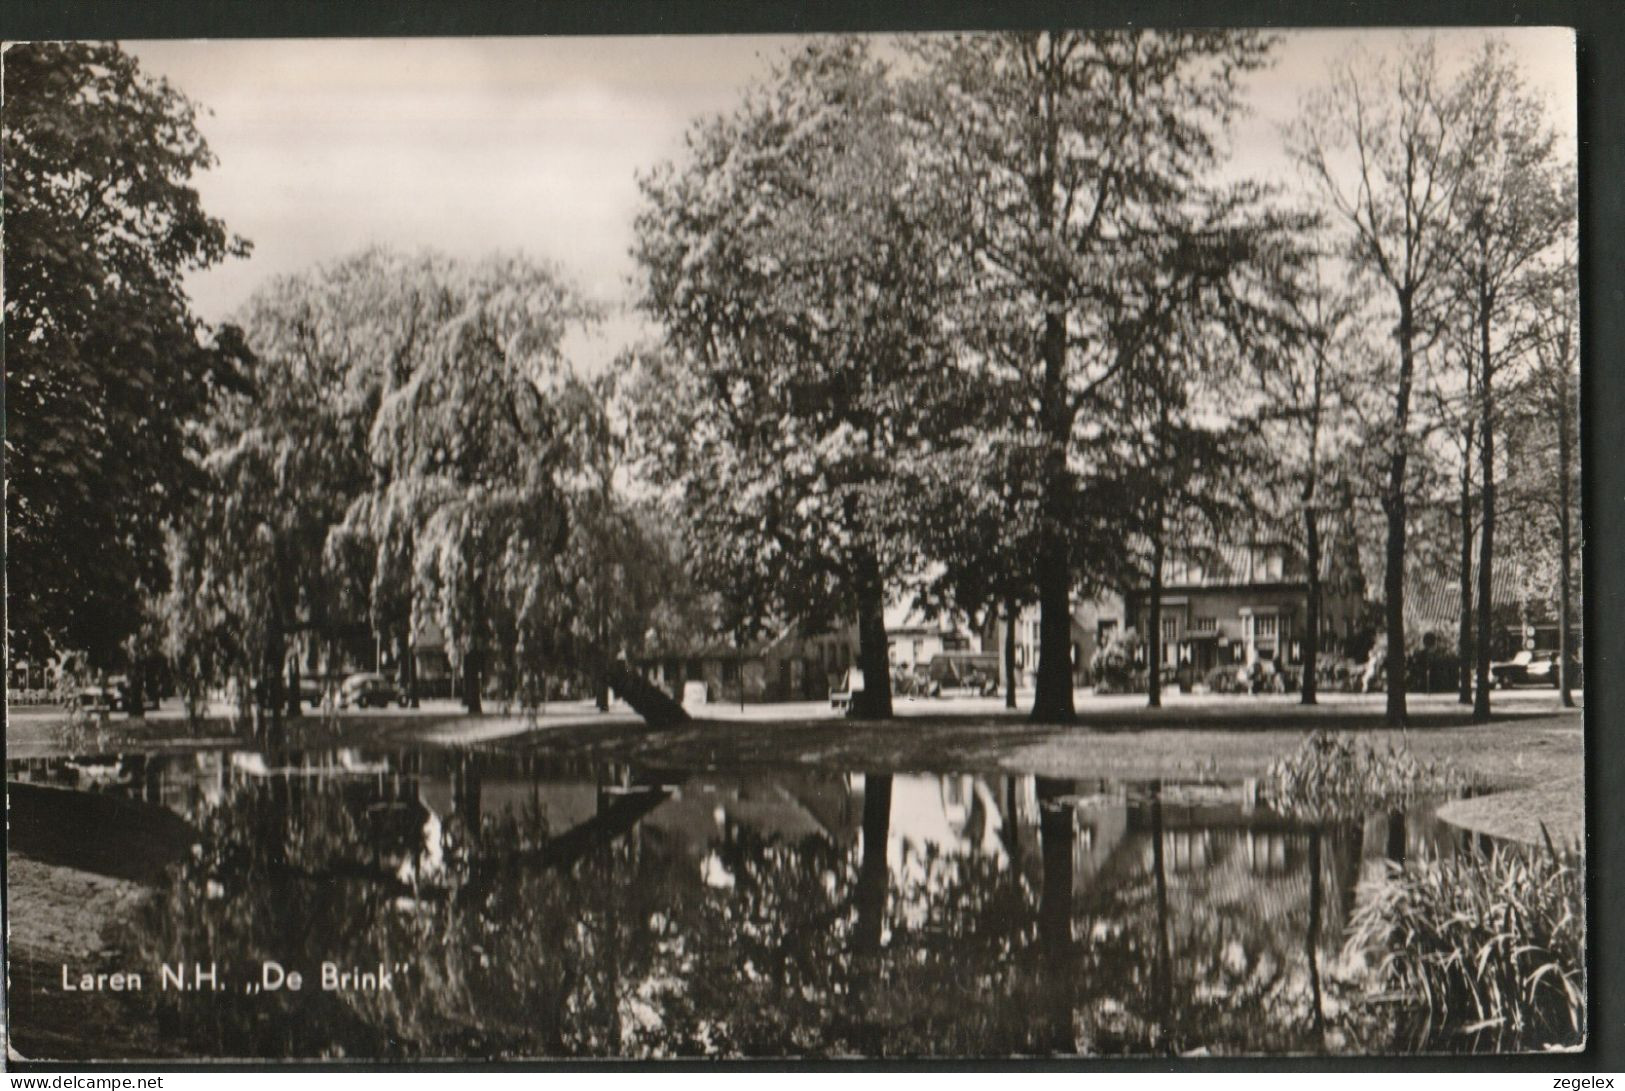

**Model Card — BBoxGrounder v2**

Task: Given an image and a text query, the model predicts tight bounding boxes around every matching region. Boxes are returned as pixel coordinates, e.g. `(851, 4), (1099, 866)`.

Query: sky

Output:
(128, 29), (1578, 373)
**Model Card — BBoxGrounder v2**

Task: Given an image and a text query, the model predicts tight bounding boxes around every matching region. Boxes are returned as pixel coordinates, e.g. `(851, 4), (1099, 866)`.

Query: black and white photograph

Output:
(3, 25), (1588, 1062)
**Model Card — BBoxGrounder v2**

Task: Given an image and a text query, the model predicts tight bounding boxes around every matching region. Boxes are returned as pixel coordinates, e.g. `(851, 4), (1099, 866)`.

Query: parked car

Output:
(70, 681), (118, 713)
(298, 676), (326, 709)
(1488, 650), (1579, 692)
(69, 675), (154, 714)
(1492, 650), (1561, 688)
(340, 672), (402, 709)
(112, 674), (158, 713)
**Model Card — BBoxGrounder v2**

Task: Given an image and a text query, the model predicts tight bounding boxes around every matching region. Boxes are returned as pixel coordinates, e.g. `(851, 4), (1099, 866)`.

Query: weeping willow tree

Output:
(366, 255), (600, 713)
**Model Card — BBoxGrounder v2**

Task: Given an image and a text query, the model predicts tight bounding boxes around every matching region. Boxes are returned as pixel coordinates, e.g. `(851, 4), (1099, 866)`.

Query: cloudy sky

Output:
(129, 29), (1577, 372)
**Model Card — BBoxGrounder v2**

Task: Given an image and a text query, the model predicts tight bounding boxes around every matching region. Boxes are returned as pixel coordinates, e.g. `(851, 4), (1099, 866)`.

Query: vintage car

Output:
(1491, 650), (1562, 688)
(340, 671), (402, 709)
(1496, 650), (1583, 688)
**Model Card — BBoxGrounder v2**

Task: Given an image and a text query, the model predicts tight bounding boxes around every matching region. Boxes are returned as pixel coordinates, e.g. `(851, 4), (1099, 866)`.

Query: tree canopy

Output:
(631, 39), (964, 716)
(5, 41), (250, 665)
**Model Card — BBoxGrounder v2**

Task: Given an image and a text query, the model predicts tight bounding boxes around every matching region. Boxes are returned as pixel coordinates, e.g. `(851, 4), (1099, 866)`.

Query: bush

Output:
(1261, 731), (1469, 823)
(1205, 665), (1243, 693)
(1343, 833), (1585, 1052)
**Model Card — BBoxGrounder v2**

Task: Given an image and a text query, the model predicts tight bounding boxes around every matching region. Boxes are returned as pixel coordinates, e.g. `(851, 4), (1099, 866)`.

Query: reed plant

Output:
(1343, 829), (1585, 1052)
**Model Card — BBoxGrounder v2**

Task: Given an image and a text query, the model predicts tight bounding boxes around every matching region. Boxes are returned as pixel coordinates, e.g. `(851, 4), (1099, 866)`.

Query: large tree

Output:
(632, 40), (961, 718)
(1447, 42), (1574, 722)
(369, 255), (597, 713)
(1104, 194), (1301, 707)
(1505, 244), (1580, 706)
(1252, 245), (1362, 705)
(911, 31), (1275, 722)
(1290, 38), (1476, 726)
(5, 41), (250, 667)
(317, 248), (464, 709)
(907, 411), (1043, 710)
(167, 249), (451, 723)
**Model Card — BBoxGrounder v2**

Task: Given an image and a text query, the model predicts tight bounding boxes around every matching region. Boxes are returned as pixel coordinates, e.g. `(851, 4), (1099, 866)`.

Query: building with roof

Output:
(996, 521), (1368, 691)
(1401, 548), (1578, 659)
(628, 602), (985, 705)
(1121, 535), (1367, 677)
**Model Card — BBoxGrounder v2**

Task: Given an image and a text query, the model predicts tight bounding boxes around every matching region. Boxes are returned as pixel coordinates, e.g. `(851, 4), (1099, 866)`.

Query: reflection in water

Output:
(7, 749), (1489, 1059)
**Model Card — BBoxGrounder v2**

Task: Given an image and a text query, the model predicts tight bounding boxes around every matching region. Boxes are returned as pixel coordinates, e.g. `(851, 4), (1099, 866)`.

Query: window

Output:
(1192, 616), (1216, 633)
(1256, 615), (1279, 639)
(1161, 617), (1180, 664)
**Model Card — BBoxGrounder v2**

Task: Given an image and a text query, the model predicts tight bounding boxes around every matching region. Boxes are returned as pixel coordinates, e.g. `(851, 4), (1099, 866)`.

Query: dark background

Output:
(2, 0), (1620, 1073)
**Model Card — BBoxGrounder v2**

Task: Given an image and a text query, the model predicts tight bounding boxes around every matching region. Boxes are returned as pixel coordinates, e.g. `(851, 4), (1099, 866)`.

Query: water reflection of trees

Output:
(118, 763), (1435, 1058)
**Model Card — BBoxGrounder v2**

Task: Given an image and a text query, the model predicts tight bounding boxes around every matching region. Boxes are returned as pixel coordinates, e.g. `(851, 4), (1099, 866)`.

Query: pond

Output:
(6, 746), (1498, 1059)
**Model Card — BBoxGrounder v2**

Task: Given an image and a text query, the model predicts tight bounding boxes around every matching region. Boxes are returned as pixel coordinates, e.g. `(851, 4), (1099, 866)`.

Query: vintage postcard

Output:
(3, 29), (1582, 1061)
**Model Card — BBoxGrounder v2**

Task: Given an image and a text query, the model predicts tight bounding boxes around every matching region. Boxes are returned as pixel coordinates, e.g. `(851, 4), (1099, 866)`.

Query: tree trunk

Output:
(1385, 810), (1407, 866)
(1473, 286), (1495, 723)
(853, 773), (892, 956)
(1306, 827), (1326, 1037)
(1383, 295), (1416, 727)
(1147, 530), (1164, 708)
(1458, 421), (1475, 705)
(126, 661), (146, 719)
(1557, 361), (1574, 707)
(263, 602), (286, 737)
(1004, 598), (1019, 710)
(1031, 300), (1077, 724)
(462, 642), (483, 715)
(1303, 503), (1320, 706)
(275, 540), (300, 720)
(1037, 775), (1077, 1052)
(285, 650), (302, 719)
(402, 625), (419, 709)
(1150, 782), (1173, 1052)
(850, 549), (893, 719)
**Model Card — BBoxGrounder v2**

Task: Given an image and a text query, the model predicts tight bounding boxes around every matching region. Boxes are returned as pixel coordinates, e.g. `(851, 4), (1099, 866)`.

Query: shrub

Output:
(1342, 833), (1585, 1052)
(1261, 731), (1468, 824)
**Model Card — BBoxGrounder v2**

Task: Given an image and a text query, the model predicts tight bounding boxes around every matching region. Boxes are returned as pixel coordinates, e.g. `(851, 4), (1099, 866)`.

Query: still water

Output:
(7, 747), (1489, 1059)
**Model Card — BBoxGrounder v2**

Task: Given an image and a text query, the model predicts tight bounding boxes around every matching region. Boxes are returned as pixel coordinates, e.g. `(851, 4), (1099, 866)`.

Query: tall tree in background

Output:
(633, 40), (961, 719)
(1427, 323), (1481, 706)
(5, 41), (250, 667)
(1255, 246), (1361, 705)
(168, 250), (454, 723)
(1106, 196), (1300, 708)
(171, 321), (359, 726)
(1447, 42), (1574, 722)
(318, 249), (463, 709)
(370, 256), (596, 714)
(907, 415), (1043, 710)
(1509, 245), (1580, 706)
(912, 31), (1274, 723)
(1291, 39), (1473, 726)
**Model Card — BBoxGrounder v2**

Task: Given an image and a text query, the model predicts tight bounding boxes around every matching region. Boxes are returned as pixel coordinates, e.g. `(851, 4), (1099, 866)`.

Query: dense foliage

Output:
(4, 42), (250, 665)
